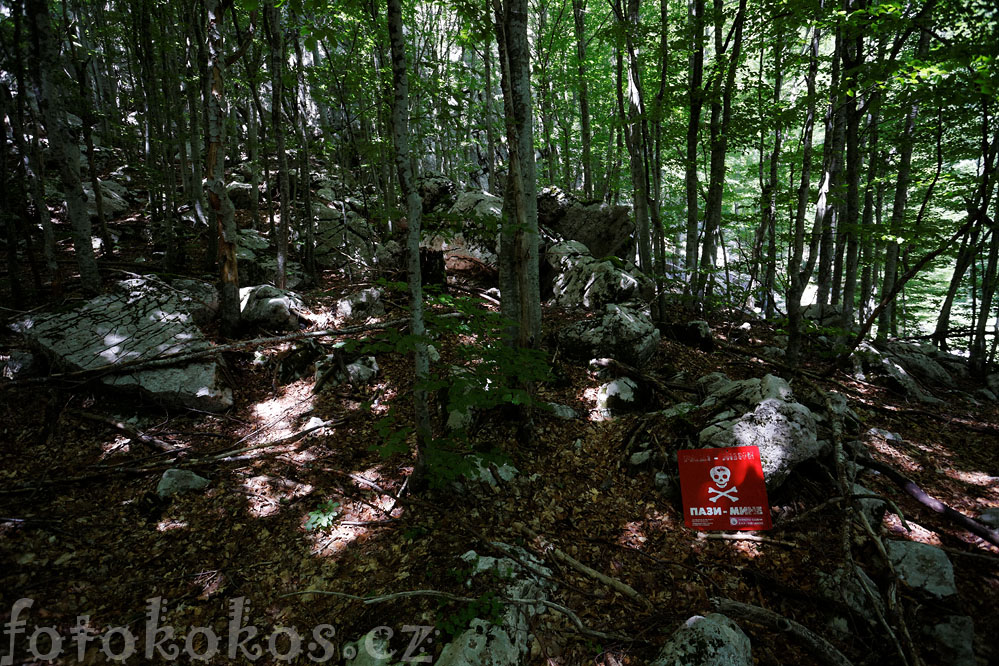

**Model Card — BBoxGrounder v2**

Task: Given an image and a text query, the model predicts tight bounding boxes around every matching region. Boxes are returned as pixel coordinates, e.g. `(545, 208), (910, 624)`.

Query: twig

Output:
(515, 522), (652, 610)
(711, 597), (853, 666)
(67, 408), (178, 453)
(701, 533), (797, 547)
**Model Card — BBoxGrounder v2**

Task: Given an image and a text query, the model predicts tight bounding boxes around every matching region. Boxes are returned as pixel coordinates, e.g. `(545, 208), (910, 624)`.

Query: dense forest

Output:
(2, 0), (999, 664)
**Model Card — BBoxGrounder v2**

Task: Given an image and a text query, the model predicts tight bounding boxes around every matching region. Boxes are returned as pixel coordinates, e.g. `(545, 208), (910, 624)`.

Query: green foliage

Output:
(437, 590), (504, 638)
(304, 500), (341, 532)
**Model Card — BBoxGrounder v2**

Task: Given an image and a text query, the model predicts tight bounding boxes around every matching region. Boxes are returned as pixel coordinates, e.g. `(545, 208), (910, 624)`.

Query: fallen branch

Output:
(711, 597), (853, 666)
(701, 533), (797, 547)
(856, 457), (999, 549)
(515, 522), (653, 610)
(67, 409), (178, 453)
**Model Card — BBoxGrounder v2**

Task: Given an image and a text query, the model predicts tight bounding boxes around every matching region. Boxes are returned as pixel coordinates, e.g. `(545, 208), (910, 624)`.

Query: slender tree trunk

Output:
(387, 0), (432, 484)
(494, 0), (541, 348)
(683, 0), (705, 280)
(267, 3), (290, 289)
(878, 30), (929, 339)
(572, 0), (593, 199)
(28, 0), (100, 294)
(813, 29), (845, 306)
(839, 0), (865, 326)
(205, 0), (240, 335)
(785, 24), (821, 365)
(695, 0), (747, 304)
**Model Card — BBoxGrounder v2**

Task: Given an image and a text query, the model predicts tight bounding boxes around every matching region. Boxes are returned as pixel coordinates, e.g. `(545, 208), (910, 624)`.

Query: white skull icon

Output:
(708, 465), (739, 503)
(710, 466), (731, 488)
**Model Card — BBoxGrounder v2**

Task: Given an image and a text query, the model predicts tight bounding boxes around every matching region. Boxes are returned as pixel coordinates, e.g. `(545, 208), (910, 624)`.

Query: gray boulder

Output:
(336, 288), (385, 321)
(3, 349), (39, 380)
(315, 355), (379, 390)
(156, 469), (210, 499)
(82, 179), (129, 221)
(239, 285), (305, 331)
(979, 507), (999, 529)
(226, 181), (257, 210)
(852, 483), (887, 526)
(817, 566), (884, 625)
(558, 303), (660, 366)
(545, 241), (652, 309)
(430, 190), (502, 268)
(418, 173), (457, 212)
(538, 187), (634, 259)
(14, 277), (232, 412)
(664, 320), (714, 353)
(436, 545), (553, 666)
(925, 616), (976, 666)
(886, 541), (956, 598)
(596, 377), (642, 418)
(698, 374), (822, 491)
(650, 614), (753, 666)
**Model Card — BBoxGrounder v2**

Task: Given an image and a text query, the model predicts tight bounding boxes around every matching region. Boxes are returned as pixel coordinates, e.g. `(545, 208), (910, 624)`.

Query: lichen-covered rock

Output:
(429, 190), (502, 268)
(436, 545), (553, 666)
(596, 377), (642, 417)
(558, 303), (660, 367)
(698, 374), (822, 491)
(239, 285), (305, 331)
(336, 288), (385, 321)
(82, 179), (129, 220)
(817, 566), (884, 625)
(545, 241), (652, 309)
(14, 277), (232, 412)
(156, 469), (210, 499)
(886, 541), (956, 599)
(418, 173), (457, 212)
(924, 616), (975, 666)
(226, 181), (257, 210)
(651, 614), (752, 666)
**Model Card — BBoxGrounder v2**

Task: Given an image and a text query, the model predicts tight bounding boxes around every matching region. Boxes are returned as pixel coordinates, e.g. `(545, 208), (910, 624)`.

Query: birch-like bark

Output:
(387, 0), (432, 482)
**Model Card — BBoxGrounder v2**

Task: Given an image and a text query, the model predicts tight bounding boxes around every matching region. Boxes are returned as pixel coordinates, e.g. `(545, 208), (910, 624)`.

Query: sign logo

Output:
(678, 446), (771, 531)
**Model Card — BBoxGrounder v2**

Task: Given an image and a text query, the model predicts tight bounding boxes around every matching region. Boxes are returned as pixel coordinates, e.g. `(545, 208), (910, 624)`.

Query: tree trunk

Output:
(572, 0), (593, 199)
(839, 0), (866, 327)
(267, 3), (290, 289)
(387, 0), (432, 484)
(785, 24), (821, 365)
(205, 0), (240, 335)
(878, 30), (929, 339)
(683, 0), (705, 281)
(27, 0), (100, 294)
(494, 0), (541, 348)
(813, 29), (845, 307)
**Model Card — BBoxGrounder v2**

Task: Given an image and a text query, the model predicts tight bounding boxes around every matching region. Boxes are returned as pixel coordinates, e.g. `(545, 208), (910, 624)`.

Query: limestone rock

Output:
(336, 288), (385, 321)
(545, 241), (652, 309)
(239, 285), (305, 331)
(886, 541), (956, 599)
(156, 469), (210, 499)
(15, 277), (232, 412)
(650, 614), (753, 666)
(558, 303), (660, 367)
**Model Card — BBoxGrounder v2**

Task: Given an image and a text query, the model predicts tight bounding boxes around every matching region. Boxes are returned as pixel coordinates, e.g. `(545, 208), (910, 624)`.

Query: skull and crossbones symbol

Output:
(707, 465), (739, 502)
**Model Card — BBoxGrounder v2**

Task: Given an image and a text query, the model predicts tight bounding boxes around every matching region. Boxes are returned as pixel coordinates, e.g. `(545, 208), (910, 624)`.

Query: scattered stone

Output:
(664, 320), (714, 353)
(156, 469), (210, 499)
(335, 288), (385, 321)
(978, 507), (999, 529)
(558, 303), (660, 367)
(463, 457), (519, 489)
(2, 350), (39, 380)
(546, 403), (577, 420)
(418, 173), (457, 212)
(630, 449), (653, 467)
(82, 179), (129, 221)
(239, 285), (306, 331)
(315, 355), (379, 390)
(596, 377), (642, 417)
(650, 613), (753, 666)
(886, 541), (956, 599)
(817, 566), (884, 625)
(544, 241), (652, 310)
(852, 483), (887, 526)
(14, 277), (232, 411)
(924, 616), (976, 666)
(436, 545), (553, 666)
(344, 630), (393, 666)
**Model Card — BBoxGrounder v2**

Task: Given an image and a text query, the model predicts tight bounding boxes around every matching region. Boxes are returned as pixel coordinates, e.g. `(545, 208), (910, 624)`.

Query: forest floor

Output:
(2, 221), (999, 666)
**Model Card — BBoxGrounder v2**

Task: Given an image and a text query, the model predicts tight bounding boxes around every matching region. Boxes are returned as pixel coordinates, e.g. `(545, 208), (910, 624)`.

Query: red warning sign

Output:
(678, 446), (771, 531)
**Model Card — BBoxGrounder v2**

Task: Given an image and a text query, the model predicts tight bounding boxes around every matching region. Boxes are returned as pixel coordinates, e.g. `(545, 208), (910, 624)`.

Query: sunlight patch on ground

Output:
(581, 386), (606, 421)
(248, 380), (316, 442)
(99, 435), (131, 459)
(307, 466), (403, 557)
(241, 474), (314, 519)
(156, 519), (188, 532)
(884, 516), (942, 546)
(942, 468), (999, 489)
(618, 521), (648, 549)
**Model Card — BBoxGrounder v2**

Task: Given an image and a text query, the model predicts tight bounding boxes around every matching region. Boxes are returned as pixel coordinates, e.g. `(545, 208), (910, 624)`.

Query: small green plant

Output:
(437, 591), (505, 638)
(304, 500), (341, 532)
